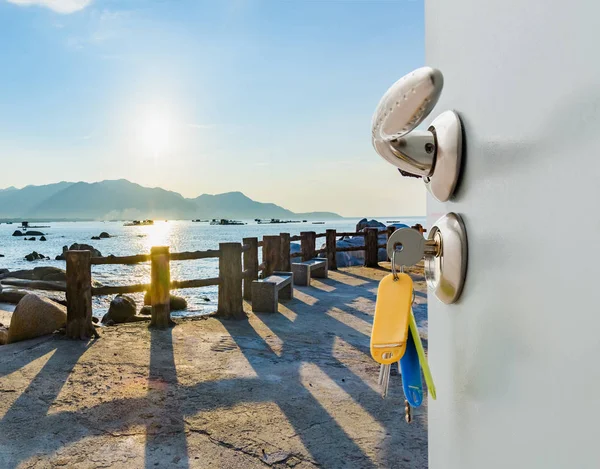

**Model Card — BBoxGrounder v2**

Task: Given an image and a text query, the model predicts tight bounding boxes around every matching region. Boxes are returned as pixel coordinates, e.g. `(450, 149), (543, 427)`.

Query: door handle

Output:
(371, 67), (463, 202)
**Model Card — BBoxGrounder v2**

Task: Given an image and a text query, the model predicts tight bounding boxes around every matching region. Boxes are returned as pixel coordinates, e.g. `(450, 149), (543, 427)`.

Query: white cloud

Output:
(7, 0), (92, 14)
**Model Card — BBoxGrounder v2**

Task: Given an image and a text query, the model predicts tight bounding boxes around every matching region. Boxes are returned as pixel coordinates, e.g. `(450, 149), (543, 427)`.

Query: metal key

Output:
(379, 363), (391, 397)
(404, 399), (412, 423)
(380, 353), (393, 398)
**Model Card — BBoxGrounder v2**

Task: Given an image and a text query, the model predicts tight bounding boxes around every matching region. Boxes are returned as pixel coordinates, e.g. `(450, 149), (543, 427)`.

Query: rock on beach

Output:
(55, 243), (103, 260)
(6, 294), (67, 344)
(102, 294), (137, 324)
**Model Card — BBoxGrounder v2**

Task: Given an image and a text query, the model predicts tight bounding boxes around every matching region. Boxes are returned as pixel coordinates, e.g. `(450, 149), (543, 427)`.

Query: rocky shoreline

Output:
(0, 264), (197, 346)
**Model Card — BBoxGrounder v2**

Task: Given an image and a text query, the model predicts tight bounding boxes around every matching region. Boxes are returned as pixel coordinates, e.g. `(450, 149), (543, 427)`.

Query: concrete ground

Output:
(0, 265), (428, 469)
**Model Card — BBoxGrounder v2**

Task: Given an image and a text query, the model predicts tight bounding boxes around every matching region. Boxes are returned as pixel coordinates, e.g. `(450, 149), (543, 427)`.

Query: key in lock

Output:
(387, 227), (427, 269)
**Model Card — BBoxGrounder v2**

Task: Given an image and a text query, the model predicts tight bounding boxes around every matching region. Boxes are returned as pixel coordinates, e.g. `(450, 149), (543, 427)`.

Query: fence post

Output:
(365, 228), (379, 267)
(243, 237), (258, 301)
(301, 231), (316, 261)
(65, 250), (95, 339)
(411, 223), (426, 234)
(280, 233), (291, 271)
(262, 235), (281, 277)
(386, 226), (396, 261)
(150, 246), (172, 328)
(217, 242), (244, 319)
(326, 229), (337, 270)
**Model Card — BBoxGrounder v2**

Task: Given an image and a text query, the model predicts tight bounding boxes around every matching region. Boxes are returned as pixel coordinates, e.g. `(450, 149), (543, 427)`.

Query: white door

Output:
(426, 1), (600, 468)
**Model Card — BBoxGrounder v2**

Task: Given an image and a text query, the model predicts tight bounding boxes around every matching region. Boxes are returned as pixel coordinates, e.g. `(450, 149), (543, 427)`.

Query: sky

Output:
(0, 0), (425, 217)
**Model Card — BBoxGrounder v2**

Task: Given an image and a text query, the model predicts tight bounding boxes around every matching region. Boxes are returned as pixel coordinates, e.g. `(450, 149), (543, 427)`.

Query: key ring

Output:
(392, 249), (415, 304)
(391, 249), (404, 281)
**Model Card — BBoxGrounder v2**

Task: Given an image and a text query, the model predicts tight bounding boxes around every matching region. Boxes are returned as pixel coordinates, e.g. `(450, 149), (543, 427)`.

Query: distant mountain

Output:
(30, 180), (197, 220)
(0, 179), (341, 220)
(0, 182), (74, 218)
(192, 192), (296, 219)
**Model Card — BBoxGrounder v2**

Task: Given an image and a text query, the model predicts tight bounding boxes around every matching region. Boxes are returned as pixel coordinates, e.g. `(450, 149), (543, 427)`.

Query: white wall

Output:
(426, 1), (600, 467)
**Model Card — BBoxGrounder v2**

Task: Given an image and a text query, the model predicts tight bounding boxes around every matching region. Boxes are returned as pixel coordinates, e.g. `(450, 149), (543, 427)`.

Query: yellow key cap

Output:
(370, 273), (413, 365)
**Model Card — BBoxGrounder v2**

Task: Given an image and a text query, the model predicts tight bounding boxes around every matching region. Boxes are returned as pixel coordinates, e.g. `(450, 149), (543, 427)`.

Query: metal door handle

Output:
(372, 67), (464, 202)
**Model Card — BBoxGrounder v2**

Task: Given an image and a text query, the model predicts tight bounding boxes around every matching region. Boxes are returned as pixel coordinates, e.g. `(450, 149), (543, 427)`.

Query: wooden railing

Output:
(0, 224), (425, 339)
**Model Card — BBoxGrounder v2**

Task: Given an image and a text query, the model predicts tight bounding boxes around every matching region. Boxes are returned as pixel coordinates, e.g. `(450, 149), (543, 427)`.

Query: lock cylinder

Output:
(387, 214), (467, 304)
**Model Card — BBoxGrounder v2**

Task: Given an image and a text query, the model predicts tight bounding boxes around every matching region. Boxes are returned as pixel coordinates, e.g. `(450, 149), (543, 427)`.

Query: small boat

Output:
(210, 219), (246, 226)
(124, 219), (154, 227)
(19, 221), (50, 228)
(312, 221), (325, 224)
(255, 218), (301, 224)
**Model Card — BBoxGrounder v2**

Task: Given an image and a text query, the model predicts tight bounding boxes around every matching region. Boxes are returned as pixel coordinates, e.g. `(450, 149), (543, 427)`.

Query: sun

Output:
(136, 112), (172, 158)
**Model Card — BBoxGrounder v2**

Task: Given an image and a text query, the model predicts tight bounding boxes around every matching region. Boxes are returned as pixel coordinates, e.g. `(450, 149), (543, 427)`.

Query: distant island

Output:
(0, 179), (342, 221)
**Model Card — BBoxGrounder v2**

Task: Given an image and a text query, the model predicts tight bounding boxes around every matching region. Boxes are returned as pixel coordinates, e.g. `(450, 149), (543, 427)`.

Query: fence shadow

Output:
(145, 327), (189, 468)
(220, 268), (429, 466)
(0, 338), (93, 469)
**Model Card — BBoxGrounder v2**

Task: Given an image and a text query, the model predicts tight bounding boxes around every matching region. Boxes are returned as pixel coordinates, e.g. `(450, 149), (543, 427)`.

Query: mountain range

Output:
(0, 179), (341, 221)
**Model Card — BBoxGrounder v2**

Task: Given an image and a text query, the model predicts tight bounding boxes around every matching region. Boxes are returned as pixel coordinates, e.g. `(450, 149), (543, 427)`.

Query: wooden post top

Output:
(219, 242), (243, 248)
(151, 246), (170, 254)
(65, 250), (91, 258)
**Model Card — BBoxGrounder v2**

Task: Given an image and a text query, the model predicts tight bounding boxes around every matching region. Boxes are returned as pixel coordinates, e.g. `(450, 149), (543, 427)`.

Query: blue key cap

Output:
(400, 329), (423, 407)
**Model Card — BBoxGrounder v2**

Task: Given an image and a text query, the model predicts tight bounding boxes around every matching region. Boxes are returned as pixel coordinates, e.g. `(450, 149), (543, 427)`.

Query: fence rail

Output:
(0, 223), (425, 339)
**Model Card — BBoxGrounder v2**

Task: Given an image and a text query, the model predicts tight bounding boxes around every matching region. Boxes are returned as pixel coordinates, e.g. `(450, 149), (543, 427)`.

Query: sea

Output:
(0, 217), (426, 318)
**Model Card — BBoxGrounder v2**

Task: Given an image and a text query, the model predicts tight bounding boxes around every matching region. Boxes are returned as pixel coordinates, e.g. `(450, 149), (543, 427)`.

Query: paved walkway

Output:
(0, 265), (428, 469)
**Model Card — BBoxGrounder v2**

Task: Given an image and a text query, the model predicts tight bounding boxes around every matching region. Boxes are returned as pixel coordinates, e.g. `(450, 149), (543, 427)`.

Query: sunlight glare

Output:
(143, 221), (172, 249)
(136, 112), (172, 158)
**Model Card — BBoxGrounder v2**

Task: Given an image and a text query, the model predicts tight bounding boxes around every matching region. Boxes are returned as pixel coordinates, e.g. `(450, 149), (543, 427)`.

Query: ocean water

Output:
(0, 217), (425, 317)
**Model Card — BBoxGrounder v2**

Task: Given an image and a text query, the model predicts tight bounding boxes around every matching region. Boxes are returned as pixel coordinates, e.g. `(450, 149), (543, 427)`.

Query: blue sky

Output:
(0, 0), (425, 216)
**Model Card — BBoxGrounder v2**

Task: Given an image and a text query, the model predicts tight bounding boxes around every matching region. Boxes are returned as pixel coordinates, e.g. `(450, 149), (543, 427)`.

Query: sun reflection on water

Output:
(142, 221), (173, 251)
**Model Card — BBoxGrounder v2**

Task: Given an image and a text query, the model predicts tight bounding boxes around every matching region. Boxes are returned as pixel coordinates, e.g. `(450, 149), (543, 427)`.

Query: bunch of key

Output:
(370, 243), (436, 423)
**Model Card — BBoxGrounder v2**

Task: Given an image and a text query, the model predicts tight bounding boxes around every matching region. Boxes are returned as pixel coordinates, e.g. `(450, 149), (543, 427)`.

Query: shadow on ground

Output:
(0, 266), (428, 468)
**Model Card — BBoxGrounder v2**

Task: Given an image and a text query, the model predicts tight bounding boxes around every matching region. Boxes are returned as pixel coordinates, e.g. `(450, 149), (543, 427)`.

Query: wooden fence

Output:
(0, 225), (424, 339)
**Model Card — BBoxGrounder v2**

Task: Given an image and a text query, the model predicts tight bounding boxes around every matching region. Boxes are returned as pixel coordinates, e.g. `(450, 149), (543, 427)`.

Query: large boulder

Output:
(143, 291), (188, 311)
(12, 230), (23, 237)
(40, 236), (47, 241)
(25, 251), (48, 262)
(25, 230), (44, 236)
(0, 267), (65, 282)
(7, 294), (67, 344)
(290, 242), (302, 256)
(355, 218), (386, 232)
(0, 288), (66, 307)
(56, 243), (102, 260)
(0, 289), (27, 304)
(170, 295), (188, 311)
(102, 294), (136, 324)
(33, 266), (66, 282)
(99, 232), (111, 239)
